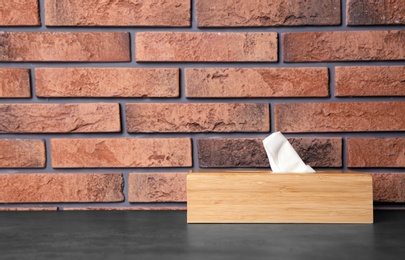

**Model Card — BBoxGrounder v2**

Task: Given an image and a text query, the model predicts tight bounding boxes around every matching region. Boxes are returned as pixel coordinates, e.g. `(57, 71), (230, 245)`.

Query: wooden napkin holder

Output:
(187, 170), (373, 224)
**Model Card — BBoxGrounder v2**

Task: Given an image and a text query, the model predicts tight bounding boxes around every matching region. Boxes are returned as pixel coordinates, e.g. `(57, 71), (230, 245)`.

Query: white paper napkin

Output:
(263, 132), (315, 173)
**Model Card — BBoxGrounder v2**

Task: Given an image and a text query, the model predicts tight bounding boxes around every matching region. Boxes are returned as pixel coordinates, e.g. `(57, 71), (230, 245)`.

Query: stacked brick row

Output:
(0, 0), (404, 210)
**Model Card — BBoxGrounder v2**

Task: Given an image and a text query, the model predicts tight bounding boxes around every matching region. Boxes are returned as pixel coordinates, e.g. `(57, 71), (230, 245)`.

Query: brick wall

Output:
(0, 0), (404, 211)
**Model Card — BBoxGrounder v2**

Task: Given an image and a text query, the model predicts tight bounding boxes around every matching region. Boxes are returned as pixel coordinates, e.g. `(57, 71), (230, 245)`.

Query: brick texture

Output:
(347, 138), (405, 168)
(0, 139), (46, 168)
(275, 102), (405, 132)
(0, 0), (404, 209)
(45, 0), (190, 27)
(289, 138), (342, 168)
(335, 66), (405, 97)
(62, 207), (186, 211)
(197, 138), (342, 168)
(347, 0), (405, 25)
(0, 68), (31, 98)
(0, 103), (120, 133)
(0, 0), (40, 26)
(186, 68), (329, 98)
(283, 31), (405, 62)
(50, 138), (192, 168)
(197, 0), (340, 27)
(0, 173), (124, 203)
(126, 103), (270, 133)
(373, 173), (405, 203)
(128, 172), (187, 202)
(136, 32), (278, 62)
(35, 68), (179, 98)
(0, 32), (130, 62)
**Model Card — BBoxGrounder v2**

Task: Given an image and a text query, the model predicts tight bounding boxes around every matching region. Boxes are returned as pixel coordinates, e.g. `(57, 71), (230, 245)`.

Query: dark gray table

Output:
(0, 210), (404, 260)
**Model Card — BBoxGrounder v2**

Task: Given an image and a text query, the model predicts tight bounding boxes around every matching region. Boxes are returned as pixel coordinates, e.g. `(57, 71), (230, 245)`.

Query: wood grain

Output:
(187, 170), (373, 223)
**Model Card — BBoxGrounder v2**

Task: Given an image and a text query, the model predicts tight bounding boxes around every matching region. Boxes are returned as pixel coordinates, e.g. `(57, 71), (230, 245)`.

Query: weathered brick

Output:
(289, 138), (342, 168)
(373, 173), (405, 203)
(197, 138), (342, 168)
(197, 0), (340, 27)
(136, 32), (277, 62)
(62, 207), (186, 211)
(51, 138), (192, 168)
(275, 102), (405, 132)
(347, 138), (405, 168)
(0, 0), (40, 26)
(186, 68), (329, 98)
(347, 0), (405, 25)
(128, 172), (187, 202)
(0, 32), (130, 62)
(0, 174), (124, 203)
(0, 103), (120, 133)
(335, 66), (405, 97)
(283, 31), (405, 62)
(45, 0), (190, 27)
(126, 103), (270, 133)
(35, 68), (179, 98)
(0, 139), (46, 168)
(0, 68), (31, 98)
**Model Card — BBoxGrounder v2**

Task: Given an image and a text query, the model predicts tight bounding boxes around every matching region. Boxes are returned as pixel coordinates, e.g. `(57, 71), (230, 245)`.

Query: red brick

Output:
(0, 173), (124, 203)
(373, 173), (405, 202)
(136, 32), (277, 62)
(0, 103), (120, 133)
(62, 207), (186, 211)
(0, 0), (40, 26)
(51, 138), (192, 168)
(275, 102), (405, 132)
(0, 207), (58, 211)
(0, 32), (130, 62)
(197, 0), (340, 27)
(186, 68), (329, 98)
(347, 138), (405, 168)
(0, 68), (31, 98)
(347, 0), (405, 25)
(283, 31), (405, 62)
(126, 103), (270, 133)
(335, 66), (405, 97)
(35, 68), (179, 98)
(128, 172), (187, 202)
(197, 138), (342, 168)
(45, 0), (190, 27)
(0, 139), (45, 168)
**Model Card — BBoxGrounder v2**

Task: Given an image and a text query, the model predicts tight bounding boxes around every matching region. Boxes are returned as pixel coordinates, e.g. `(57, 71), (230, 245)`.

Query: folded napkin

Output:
(263, 132), (315, 173)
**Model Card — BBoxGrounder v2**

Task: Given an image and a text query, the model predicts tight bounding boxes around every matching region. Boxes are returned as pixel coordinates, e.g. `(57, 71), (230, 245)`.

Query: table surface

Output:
(0, 210), (404, 260)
